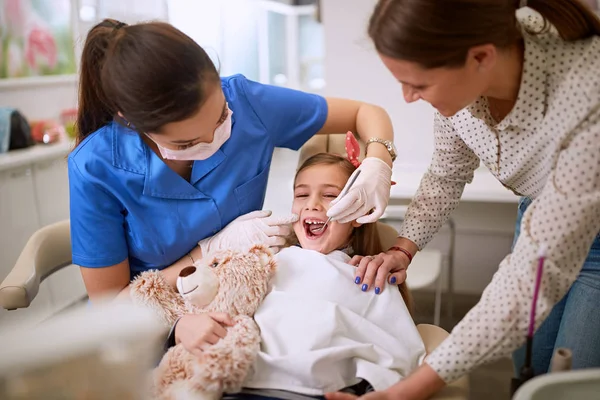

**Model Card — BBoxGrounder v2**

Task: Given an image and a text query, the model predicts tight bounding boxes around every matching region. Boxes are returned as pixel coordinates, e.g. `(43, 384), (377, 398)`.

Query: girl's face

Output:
(292, 164), (360, 254)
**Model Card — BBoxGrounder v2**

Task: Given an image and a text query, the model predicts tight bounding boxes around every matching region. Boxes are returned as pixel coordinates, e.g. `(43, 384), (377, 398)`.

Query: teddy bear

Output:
(130, 244), (276, 400)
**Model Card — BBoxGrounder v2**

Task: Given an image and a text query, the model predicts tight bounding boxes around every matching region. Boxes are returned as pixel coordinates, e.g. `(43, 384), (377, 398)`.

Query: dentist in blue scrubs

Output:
(69, 19), (398, 355)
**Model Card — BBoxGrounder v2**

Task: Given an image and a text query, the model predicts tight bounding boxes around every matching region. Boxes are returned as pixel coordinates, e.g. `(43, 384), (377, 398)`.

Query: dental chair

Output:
(512, 368), (600, 400)
(0, 134), (469, 400)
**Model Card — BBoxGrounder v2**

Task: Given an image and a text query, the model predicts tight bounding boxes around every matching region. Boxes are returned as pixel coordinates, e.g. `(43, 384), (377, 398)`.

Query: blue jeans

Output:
(512, 197), (600, 376)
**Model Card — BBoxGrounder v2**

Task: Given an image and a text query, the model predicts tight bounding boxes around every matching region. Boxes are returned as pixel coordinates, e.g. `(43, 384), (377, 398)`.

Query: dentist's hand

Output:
(175, 313), (234, 357)
(326, 158), (392, 224)
(199, 210), (298, 255)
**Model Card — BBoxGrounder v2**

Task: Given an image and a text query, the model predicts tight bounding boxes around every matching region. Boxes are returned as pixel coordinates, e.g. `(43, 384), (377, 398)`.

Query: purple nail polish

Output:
(390, 276), (397, 284)
(375, 287), (381, 295)
(361, 283), (368, 292)
(355, 276), (361, 284)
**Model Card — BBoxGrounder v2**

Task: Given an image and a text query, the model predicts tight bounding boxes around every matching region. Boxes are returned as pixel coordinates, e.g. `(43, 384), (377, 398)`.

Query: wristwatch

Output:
(365, 137), (397, 162)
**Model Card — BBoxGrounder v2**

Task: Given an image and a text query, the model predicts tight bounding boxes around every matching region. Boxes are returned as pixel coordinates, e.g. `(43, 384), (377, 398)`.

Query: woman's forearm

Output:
(386, 363), (446, 399)
(392, 237), (419, 256)
(317, 98), (395, 167)
(116, 245), (203, 301)
(356, 103), (394, 167)
(160, 244), (203, 287)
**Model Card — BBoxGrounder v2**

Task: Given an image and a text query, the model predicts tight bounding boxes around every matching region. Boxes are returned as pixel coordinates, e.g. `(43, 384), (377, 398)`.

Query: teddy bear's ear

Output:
(248, 244), (277, 276)
(248, 244), (272, 257)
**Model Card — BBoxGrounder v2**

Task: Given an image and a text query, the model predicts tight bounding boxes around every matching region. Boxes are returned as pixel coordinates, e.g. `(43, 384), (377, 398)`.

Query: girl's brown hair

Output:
(368, 0), (600, 69)
(76, 19), (219, 146)
(295, 153), (414, 314)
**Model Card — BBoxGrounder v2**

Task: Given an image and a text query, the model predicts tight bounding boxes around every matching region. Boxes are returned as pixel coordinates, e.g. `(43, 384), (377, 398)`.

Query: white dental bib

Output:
(244, 246), (426, 394)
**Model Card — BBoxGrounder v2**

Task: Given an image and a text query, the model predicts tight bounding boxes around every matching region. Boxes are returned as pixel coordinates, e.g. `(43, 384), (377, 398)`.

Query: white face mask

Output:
(149, 108), (233, 161)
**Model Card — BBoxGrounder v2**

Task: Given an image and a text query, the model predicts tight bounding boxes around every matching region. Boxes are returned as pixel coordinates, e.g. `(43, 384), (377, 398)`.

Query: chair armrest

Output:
(417, 324), (470, 400)
(0, 220), (72, 310)
(513, 368), (600, 400)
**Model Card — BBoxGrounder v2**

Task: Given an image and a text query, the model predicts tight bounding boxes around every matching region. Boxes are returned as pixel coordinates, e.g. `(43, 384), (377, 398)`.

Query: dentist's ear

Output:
(351, 220), (362, 228)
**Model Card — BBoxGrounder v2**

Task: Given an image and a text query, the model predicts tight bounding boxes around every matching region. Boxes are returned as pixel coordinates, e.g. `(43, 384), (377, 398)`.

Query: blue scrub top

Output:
(69, 74), (327, 278)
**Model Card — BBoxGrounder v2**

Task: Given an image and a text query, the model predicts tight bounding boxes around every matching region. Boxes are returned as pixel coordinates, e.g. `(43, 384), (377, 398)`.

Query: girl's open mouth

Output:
(304, 218), (328, 239)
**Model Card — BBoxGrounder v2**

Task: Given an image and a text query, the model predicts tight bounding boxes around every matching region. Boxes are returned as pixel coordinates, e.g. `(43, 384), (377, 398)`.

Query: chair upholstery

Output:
(0, 220), (71, 310)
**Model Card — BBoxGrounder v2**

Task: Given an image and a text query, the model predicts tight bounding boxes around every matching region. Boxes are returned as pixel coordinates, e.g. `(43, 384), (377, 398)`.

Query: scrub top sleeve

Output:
(68, 158), (128, 268)
(240, 77), (328, 150)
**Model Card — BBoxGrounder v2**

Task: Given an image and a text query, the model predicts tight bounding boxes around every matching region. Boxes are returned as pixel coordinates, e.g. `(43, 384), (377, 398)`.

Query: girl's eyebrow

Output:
(294, 183), (343, 190)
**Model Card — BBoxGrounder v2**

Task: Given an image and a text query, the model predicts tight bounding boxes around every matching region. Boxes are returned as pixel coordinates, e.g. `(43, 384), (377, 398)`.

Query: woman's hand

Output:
(350, 250), (410, 294)
(325, 391), (393, 400)
(325, 364), (446, 400)
(326, 158), (392, 224)
(199, 210), (298, 255)
(174, 313), (235, 357)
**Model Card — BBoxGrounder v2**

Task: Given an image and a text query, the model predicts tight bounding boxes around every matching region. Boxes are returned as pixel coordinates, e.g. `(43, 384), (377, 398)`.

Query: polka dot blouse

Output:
(399, 18), (600, 383)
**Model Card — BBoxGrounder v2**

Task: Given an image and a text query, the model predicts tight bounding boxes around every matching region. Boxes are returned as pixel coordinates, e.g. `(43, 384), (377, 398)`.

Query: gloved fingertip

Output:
(355, 217), (371, 224)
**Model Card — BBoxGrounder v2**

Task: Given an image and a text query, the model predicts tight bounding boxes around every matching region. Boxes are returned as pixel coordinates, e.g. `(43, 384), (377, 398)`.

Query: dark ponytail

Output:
(76, 19), (120, 145)
(76, 19), (219, 146)
(368, 0), (600, 69)
(527, 0), (600, 40)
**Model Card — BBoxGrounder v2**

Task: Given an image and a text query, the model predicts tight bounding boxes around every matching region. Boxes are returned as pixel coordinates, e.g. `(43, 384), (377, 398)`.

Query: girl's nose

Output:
(305, 195), (324, 211)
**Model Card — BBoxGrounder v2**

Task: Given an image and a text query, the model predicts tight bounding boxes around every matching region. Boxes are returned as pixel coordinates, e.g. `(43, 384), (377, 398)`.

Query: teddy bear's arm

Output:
(130, 270), (187, 327)
(196, 315), (261, 393)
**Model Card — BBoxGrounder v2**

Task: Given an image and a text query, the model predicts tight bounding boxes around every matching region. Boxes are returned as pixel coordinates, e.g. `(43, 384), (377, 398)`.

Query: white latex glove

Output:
(199, 210), (298, 255)
(326, 157), (392, 224)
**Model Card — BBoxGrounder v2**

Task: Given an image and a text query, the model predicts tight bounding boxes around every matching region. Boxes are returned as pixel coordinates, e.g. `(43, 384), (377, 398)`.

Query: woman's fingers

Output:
(361, 256), (386, 292)
(209, 321), (228, 339)
(190, 347), (204, 358)
(264, 223), (293, 238)
(388, 269), (407, 285)
(204, 332), (222, 345)
(354, 255), (371, 285)
(324, 392), (357, 400)
(373, 258), (394, 293)
(350, 255), (364, 266)
(264, 235), (287, 248)
(209, 312), (234, 326)
(355, 252), (409, 293)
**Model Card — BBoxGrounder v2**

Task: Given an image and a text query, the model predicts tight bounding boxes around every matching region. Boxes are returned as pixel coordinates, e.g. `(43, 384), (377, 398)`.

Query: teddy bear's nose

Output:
(179, 266), (196, 278)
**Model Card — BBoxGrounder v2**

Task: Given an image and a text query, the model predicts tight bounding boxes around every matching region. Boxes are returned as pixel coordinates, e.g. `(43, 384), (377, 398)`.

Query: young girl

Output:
(235, 153), (425, 398)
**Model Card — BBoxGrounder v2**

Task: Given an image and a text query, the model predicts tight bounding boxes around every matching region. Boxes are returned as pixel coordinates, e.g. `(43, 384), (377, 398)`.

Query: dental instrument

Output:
(315, 170), (362, 232)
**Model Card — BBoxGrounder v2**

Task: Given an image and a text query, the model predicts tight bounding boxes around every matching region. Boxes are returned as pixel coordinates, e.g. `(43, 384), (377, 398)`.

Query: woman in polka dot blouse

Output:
(327, 1), (600, 399)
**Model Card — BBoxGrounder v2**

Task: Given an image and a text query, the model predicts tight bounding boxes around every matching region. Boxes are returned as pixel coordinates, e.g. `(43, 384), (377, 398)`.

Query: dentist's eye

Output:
(177, 143), (193, 150)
